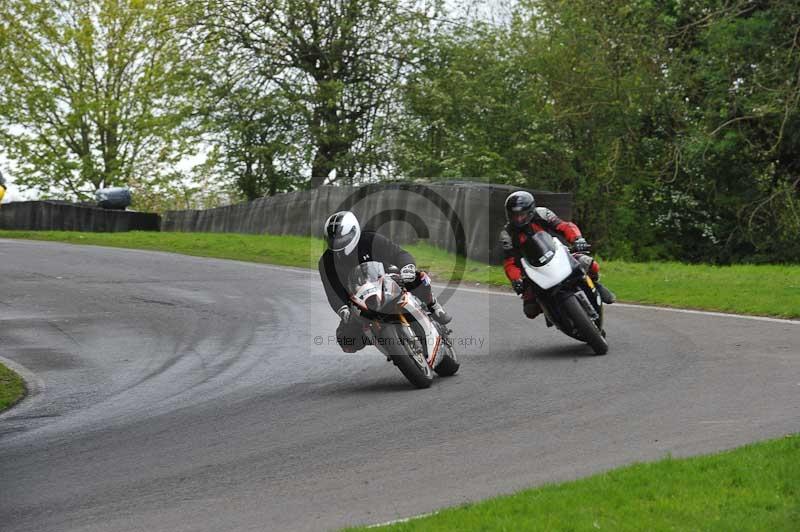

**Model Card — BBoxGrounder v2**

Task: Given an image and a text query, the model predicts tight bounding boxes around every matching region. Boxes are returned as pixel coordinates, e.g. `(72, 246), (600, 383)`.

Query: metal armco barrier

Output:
(0, 201), (161, 232)
(163, 183), (572, 264)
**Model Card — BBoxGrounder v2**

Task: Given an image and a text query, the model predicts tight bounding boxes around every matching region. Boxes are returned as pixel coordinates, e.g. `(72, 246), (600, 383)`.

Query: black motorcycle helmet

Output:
(323, 210), (361, 255)
(505, 191), (536, 228)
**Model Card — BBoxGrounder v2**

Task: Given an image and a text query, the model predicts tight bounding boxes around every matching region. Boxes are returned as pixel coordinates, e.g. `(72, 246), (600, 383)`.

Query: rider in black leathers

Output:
(319, 210), (451, 352)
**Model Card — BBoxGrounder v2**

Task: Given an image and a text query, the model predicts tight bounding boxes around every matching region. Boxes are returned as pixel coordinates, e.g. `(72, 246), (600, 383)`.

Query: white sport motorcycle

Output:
(347, 261), (459, 388)
(519, 232), (609, 355)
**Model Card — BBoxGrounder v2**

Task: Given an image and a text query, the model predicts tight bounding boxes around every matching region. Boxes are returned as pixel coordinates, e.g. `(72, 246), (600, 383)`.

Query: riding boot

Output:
(596, 283), (616, 304)
(428, 298), (452, 324)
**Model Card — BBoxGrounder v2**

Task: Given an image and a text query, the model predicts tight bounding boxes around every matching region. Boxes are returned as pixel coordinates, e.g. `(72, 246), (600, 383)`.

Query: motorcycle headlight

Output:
(365, 294), (381, 311)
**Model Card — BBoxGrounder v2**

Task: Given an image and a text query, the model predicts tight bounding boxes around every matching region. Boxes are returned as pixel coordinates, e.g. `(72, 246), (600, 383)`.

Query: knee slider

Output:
(523, 302), (541, 319)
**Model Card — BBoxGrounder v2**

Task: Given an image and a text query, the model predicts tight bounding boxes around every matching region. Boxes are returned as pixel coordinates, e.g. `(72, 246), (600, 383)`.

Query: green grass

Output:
(0, 362), (26, 412)
(0, 230), (797, 318)
(599, 261), (799, 318)
(345, 434), (800, 531)
(0, 230), (325, 269)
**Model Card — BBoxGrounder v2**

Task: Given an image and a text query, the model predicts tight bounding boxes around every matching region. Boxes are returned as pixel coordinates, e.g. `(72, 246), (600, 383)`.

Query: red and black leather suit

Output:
(500, 207), (600, 318)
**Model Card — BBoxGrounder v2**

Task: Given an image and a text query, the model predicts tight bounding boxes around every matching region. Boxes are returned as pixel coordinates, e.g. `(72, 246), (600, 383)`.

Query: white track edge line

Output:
(367, 512), (438, 528)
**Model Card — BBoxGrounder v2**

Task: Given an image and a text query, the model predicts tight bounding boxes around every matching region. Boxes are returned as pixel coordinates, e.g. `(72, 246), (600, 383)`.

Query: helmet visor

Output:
(329, 227), (358, 251)
(511, 211), (529, 227)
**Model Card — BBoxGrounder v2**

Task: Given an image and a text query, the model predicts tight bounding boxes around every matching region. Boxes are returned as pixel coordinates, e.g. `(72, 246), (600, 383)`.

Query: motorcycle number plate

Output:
(356, 285), (378, 298)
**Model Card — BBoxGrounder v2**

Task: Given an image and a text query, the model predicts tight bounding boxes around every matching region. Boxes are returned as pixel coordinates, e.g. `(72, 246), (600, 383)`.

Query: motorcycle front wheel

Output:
(562, 294), (608, 356)
(389, 330), (434, 388)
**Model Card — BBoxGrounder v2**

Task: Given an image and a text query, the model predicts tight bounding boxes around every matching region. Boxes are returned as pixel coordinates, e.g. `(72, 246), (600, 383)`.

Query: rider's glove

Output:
(337, 304), (351, 323)
(572, 237), (591, 253)
(511, 278), (525, 295)
(400, 264), (417, 284)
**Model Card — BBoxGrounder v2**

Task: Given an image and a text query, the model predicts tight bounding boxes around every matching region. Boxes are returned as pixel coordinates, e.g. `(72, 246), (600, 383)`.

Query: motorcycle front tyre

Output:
(388, 331), (434, 388)
(562, 294), (608, 356)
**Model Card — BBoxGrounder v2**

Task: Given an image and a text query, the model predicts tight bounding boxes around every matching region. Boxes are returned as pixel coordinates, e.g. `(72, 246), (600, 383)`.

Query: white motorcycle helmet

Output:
(324, 210), (361, 256)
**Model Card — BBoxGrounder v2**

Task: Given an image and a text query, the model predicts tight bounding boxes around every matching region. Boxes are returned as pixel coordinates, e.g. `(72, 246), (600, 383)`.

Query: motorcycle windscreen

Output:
(520, 231), (557, 266)
(347, 261), (385, 293)
(521, 237), (574, 289)
(378, 276), (403, 311)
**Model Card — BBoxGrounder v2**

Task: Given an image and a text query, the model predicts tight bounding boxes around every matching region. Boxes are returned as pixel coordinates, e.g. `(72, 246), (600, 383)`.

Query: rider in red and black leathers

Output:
(499, 191), (615, 319)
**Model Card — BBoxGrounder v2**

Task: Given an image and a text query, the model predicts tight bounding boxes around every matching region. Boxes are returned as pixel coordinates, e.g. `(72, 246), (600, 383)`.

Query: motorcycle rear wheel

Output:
(562, 294), (608, 356)
(434, 344), (459, 377)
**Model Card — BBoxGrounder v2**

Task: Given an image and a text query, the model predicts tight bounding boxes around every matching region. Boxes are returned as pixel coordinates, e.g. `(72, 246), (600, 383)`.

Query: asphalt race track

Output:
(1, 239), (798, 532)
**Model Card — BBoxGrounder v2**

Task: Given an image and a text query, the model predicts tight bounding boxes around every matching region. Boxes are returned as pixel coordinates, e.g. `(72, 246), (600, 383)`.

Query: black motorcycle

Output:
(519, 232), (608, 355)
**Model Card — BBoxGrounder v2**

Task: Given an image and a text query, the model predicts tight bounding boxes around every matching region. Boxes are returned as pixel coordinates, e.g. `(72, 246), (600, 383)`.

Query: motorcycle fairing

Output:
(353, 282), (381, 309)
(520, 238), (573, 289)
(399, 293), (443, 368)
(348, 262), (443, 368)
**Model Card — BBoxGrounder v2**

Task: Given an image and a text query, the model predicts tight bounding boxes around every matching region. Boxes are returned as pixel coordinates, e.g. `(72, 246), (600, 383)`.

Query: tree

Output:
(659, 0), (800, 261)
(394, 0), (671, 255)
(200, 0), (438, 188)
(203, 75), (308, 200)
(393, 22), (547, 182)
(394, 0), (800, 262)
(215, 95), (299, 200)
(0, 0), (203, 200)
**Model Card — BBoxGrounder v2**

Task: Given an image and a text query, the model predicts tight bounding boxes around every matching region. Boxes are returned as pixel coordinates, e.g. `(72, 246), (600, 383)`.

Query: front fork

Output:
(580, 276), (601, 318)
(539, 274), (603, 331)
(580, 275), (604, 333)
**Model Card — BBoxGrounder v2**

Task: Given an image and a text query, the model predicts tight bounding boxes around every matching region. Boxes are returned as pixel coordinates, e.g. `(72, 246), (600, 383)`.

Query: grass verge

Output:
(0, 230), (797, 318)
(345, 434), (800, 531)
(0, 362), (26, 412)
